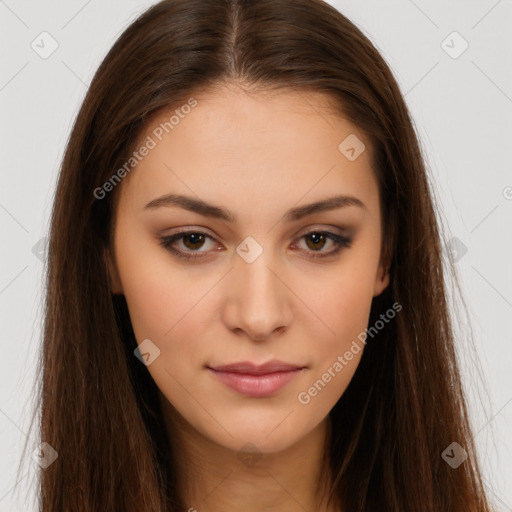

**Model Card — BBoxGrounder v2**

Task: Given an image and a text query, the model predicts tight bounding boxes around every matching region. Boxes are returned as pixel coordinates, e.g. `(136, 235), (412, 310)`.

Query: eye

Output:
(159, 229), (353, 262)
(159, 231), (218, 261)
(293, 230), (353, 259)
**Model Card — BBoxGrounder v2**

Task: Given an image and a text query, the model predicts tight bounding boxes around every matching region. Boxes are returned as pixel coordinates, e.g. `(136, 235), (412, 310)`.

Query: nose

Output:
(221, 250), (293, 342)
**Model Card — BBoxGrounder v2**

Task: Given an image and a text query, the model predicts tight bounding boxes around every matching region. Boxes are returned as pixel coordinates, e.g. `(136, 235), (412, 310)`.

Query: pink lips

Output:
(207, 360), (304, 397)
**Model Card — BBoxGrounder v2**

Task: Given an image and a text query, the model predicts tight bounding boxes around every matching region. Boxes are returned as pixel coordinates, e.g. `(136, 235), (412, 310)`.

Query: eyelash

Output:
(159, 229), (353, 262)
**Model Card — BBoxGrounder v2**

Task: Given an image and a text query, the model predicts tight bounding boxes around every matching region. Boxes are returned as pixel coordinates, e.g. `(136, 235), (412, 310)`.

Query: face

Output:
(105, 84), (389, 455)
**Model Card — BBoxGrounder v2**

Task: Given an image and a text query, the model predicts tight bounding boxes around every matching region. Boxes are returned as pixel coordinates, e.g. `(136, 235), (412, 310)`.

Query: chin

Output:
(203, 411), (318, 455)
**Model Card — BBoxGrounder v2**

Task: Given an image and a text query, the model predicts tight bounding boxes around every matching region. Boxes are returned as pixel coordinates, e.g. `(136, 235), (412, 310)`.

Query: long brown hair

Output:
(21, 0), (493, 509)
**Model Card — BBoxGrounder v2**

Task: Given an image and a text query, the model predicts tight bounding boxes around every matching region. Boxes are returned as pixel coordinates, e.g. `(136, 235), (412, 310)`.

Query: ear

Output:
(372, 258), (390, 297)
(103, 248), (124, 295)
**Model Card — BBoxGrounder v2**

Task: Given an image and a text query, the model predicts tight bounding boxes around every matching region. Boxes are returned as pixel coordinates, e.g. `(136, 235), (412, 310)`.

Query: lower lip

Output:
(208, 368), (303, 397)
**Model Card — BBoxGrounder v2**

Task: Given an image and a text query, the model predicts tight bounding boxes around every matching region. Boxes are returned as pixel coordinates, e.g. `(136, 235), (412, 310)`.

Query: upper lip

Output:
(208, 360), (304, 375)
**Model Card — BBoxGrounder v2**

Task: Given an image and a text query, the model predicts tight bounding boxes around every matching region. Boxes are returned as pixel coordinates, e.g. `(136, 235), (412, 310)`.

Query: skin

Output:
(105, 83), (390, 512)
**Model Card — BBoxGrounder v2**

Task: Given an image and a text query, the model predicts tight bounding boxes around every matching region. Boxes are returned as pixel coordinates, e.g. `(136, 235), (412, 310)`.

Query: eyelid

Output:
(161, 224), (350, 240)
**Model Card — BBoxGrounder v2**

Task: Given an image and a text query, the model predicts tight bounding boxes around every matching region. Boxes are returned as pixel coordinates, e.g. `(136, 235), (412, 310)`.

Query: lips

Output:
(207, 360), (305, 397)
(209, 360), (303, 374)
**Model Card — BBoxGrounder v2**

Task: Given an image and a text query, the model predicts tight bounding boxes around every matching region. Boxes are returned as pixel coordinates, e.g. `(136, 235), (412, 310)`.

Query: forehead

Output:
(117, 85), (379, 221)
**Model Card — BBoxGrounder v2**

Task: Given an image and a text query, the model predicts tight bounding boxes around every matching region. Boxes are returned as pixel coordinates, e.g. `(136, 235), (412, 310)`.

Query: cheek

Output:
(113, 229), (206, 359)
(295, 259), (376, 406)
(306, 261), (375, 346)
(116, 244), (211, 417)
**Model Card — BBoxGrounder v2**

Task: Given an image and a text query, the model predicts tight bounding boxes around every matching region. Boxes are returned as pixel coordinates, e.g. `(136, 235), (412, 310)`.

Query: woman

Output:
(27, 0), (493, 510)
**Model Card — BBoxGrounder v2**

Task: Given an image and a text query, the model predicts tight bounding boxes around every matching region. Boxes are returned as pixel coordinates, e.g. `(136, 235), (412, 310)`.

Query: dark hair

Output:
(22, 0), (492, 510)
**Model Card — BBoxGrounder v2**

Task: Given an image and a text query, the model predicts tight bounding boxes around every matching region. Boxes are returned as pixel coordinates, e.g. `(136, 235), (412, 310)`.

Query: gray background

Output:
(1, 0), (511, 510)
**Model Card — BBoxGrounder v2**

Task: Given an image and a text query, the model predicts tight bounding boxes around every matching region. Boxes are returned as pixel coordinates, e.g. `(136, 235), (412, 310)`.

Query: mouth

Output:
(207, 360), (306, 397)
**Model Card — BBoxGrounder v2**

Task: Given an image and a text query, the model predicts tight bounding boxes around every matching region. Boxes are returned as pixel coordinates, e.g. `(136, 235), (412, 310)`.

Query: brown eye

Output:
(159, 231), (217, 261)
(159, 229), (352, 262)
(296, 230), (352, 259)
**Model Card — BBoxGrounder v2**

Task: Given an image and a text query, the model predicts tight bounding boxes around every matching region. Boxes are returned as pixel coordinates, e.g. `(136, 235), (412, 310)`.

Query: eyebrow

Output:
(144, 193), (366, 222)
